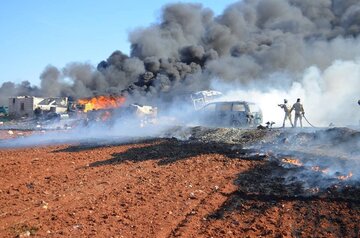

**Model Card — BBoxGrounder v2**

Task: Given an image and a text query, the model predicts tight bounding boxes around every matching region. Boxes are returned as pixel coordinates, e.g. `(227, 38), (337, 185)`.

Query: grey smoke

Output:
(1, 0), (360, 105)
(0, 81), (40, 105)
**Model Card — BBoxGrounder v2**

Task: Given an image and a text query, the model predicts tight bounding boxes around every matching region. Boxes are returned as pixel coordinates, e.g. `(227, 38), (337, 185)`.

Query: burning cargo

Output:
(75, 95), (126, 112)
(67, 95), (126, 122)
(83, 103), (157, 128)
(71, 95), (157, 127)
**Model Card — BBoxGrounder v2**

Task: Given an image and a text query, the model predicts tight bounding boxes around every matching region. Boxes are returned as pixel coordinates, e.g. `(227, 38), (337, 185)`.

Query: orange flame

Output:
(281, 157), (353, 181)
(311, 166), (330, 174)
(337, 172), (353, 181)
(77, 96), (126, 112)
(281, 158), (303, 167)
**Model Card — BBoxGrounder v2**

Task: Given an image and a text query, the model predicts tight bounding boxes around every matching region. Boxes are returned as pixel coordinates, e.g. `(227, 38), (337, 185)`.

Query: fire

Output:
(280, 157), (354, 182)
(337, 172), (353, 181)
(281, 158), (303, 167)
(311, 166), (352, 180)
(77, 96), (126, 112)
(311, 166), (330, 174)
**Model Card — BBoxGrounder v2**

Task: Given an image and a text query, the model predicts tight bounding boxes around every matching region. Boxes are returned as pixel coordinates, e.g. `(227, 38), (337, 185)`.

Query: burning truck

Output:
(69, 95), (157, 127)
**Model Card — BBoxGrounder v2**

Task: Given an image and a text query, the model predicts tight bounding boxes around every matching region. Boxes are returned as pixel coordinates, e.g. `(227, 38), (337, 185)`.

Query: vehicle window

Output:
(232, 103), (246, 111)
(248, 104), (260, 112)
(202, 103), (216, 111)
(216, 103), (232, 111)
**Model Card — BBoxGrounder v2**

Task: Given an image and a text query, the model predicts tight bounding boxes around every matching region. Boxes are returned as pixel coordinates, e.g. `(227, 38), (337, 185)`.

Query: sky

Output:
(0, 0), (237, 86)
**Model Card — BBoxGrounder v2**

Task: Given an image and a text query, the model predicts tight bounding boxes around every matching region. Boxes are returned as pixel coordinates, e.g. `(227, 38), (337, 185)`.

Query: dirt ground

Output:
(0, 129), (359, 237)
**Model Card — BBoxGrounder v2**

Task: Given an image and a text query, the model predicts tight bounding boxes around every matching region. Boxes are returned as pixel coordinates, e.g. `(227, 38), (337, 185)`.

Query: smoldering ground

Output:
(242, 126), (360, 193)
(175, 126), (360, 193)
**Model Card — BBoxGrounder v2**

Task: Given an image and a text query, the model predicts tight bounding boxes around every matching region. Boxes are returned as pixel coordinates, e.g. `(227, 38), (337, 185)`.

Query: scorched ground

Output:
(0, 127), (359, 237)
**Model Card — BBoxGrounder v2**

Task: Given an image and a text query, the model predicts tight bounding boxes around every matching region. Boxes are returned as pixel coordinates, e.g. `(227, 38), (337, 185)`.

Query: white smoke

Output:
(0, 118), (174, 148)
(212, 59), (360, 127)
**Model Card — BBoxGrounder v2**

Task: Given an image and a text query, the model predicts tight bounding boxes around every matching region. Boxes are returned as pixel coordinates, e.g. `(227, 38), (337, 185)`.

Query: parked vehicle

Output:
(196, 101), (263, 127)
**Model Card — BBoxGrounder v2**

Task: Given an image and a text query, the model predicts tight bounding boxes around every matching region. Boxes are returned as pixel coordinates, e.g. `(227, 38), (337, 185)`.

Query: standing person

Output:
(290, 98), (305, 128)
(278, 99), (293, 128)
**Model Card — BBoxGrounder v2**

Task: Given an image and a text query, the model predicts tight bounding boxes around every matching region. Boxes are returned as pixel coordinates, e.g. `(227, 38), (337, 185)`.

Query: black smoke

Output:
(1, 0), (360, 105)
(0, 81), (40, 105)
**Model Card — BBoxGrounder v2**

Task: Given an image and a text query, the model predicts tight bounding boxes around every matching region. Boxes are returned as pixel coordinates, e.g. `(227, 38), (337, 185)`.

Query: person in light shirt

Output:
(290, 98), (305, 128)
(278, 99), (293, 128)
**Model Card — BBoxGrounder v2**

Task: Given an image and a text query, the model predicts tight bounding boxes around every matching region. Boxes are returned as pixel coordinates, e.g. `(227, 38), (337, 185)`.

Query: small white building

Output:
(8, 96), (68, 118)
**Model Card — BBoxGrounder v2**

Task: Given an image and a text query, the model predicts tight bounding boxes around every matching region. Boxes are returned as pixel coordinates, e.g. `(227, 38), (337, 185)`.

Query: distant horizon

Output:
(0, 0), (237, 86)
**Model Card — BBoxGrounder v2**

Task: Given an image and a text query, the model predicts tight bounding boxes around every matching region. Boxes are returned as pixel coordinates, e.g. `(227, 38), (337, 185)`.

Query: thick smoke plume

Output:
(1, 0), (360, 123)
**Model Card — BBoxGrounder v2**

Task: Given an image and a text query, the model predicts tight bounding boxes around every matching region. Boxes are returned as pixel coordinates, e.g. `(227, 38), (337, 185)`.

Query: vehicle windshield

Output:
(232, 103), (246, 111)
(216, 103), (232, 111)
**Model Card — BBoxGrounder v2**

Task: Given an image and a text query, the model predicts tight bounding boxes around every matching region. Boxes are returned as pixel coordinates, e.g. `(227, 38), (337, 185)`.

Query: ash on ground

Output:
(166, 126), (360, 199)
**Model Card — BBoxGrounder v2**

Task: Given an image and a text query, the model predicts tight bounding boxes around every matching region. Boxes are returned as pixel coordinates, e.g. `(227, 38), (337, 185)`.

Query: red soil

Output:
(0, 132), (359, 237)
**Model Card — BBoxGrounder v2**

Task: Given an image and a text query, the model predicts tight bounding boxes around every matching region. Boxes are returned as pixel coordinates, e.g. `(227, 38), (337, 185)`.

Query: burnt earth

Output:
(0, 128), (359, 237)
